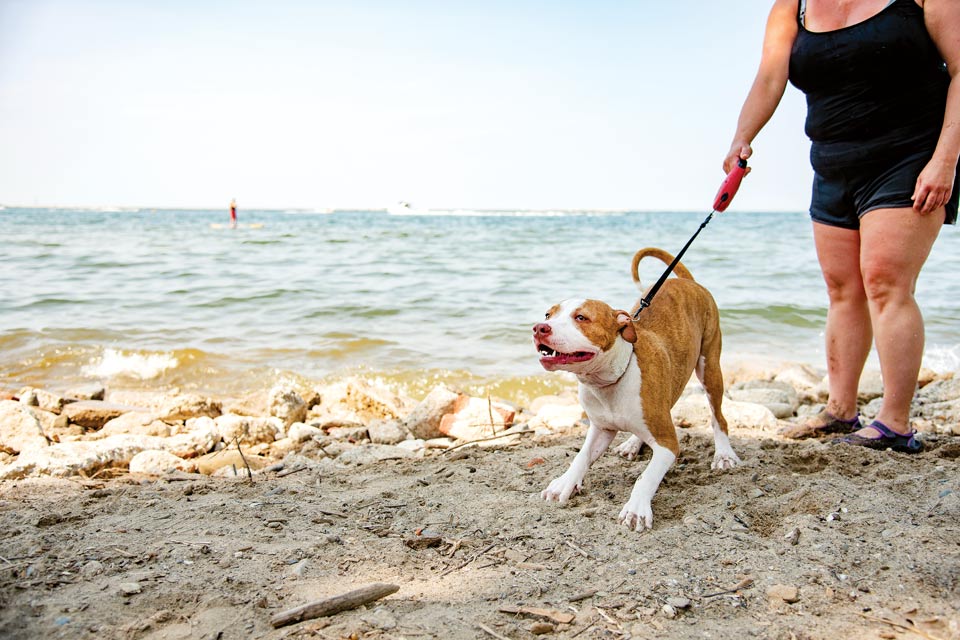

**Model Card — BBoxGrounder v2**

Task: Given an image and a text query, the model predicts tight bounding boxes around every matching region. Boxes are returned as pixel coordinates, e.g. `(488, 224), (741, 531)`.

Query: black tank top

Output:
(788, 0), (949, 174)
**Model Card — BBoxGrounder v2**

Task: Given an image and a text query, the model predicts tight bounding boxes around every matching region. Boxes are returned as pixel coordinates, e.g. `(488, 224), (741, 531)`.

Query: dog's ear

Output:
(615, 310), (637, 343)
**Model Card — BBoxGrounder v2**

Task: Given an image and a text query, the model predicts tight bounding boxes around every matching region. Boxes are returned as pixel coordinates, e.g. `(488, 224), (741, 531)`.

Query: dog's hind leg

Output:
(696, 342), (741, 470)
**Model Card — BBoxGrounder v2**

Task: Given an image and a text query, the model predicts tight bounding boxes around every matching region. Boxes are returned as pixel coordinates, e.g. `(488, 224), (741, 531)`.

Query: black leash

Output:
(633, 158), (748, 320)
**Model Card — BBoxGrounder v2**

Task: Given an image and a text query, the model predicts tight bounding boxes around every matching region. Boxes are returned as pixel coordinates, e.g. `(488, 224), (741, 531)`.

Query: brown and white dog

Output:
(533, 247), (739, 531)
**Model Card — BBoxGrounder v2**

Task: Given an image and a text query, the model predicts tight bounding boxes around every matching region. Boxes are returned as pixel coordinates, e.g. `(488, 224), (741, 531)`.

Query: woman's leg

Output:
(855, 207), (944, 435)
(812, 221), (872, 421)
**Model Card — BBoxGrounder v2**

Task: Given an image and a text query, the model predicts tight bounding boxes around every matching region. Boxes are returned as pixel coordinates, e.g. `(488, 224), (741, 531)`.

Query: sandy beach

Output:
(1, 360), (959, 640)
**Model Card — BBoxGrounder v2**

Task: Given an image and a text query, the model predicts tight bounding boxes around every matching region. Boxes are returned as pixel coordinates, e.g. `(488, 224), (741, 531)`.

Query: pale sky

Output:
(0, 1), (812, 212)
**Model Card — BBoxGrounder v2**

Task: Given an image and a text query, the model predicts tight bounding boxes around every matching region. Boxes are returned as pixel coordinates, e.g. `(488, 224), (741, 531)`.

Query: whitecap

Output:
(83, 348), (179, 380)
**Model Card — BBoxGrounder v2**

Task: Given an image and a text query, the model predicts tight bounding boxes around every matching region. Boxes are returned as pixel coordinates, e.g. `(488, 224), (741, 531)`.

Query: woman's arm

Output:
(724, 0), (799, 173)
(915, 0), (960, 214)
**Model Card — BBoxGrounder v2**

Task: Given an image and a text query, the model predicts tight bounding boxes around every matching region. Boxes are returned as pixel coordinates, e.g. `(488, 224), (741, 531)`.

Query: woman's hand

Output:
(724, 142), (753, 175)
(913, 156), (956, 214)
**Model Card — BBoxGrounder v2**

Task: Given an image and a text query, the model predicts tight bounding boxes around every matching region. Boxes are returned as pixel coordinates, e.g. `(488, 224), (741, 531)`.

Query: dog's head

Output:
(532, 298), (637, 373)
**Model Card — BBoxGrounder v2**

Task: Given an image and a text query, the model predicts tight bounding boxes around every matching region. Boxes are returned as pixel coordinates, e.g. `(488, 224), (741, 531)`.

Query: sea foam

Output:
(83, 348), (179, 380)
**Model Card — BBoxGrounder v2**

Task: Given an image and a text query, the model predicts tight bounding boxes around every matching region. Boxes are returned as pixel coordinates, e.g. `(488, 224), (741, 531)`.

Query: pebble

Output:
(783, 528), (800, 546)
(119, 582), (142, 595)
(766, 584), (800, 604)
(666, 597), (691, 610)
(530, 622), (555, 635)
(661, 604), (677, 618)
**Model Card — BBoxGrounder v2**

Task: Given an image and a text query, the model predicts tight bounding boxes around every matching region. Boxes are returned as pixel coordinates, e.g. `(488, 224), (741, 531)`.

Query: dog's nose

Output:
(533, 323), (552, 336)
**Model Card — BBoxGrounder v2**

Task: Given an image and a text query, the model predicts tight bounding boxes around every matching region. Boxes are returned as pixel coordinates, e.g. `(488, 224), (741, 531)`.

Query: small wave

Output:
(387, 207), (631, 218)
(924, 344), (960, 373)
(83, 348), (179, 380)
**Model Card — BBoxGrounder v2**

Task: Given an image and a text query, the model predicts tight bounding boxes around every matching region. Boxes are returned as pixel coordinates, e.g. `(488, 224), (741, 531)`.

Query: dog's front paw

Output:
(711, 448), (741, 470)
(541, 474), (581, 504)
(618, 499), (654, 531)
(615, 435), (643, 460)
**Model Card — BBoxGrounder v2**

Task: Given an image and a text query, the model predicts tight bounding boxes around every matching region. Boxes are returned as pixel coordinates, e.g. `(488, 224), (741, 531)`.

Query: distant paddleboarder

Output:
(229, 198), (237, 228)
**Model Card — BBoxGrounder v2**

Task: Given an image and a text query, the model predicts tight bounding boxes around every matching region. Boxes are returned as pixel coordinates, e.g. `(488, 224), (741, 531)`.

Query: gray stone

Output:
(0, 400), (49, 453)
(917, 378), (960, 404)
(367, 419), (408, 444)
(129, 450), (188, 475)
(214, 414), (282, 446)
(403, 385), (461, 440)
(62, 401), (142, 430)
(268, 385), (307, 427)
(337, 444), (413, 465)
(65, 383), (106, 401)
(92, 412), (172, 439)
(19, 387), (66, 414)
(158, 394), (221, 421)
(671, 394), (777, 431)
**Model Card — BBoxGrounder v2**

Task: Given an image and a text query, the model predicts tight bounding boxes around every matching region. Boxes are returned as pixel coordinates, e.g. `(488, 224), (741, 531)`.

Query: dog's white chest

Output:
(578, 356), (647, 435)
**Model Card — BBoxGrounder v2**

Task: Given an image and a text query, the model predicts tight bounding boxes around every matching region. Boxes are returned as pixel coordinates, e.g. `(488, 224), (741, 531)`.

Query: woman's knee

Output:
(860, 258), (917, 307)
(821, 268), (867, 305)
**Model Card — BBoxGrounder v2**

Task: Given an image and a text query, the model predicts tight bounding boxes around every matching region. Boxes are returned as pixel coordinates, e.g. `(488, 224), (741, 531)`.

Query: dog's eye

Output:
(575, 314), (588, 322)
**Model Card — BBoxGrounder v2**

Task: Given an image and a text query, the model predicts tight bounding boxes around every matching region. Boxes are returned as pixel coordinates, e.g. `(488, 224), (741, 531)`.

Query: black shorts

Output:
(809, 148), (959, 229)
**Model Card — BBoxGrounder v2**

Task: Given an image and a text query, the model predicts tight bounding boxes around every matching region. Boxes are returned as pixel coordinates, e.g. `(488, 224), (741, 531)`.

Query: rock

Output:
(327, 426), (369, 441)
(438, 396), (515, 441)
(917, 377), (960, 404)
(727, 387), (798, 418)
(666, 597), (691, 609)
(287, 422), (324, 443)
(129, 450), (189, 475)
(62, 401), (142, 430)
(158, 394), (221, 421)
(223, 391), (268, 417)
(119, 582), (142, 595)
(857, 370), (884, 404)
(92, 412), (172, 439)
(661, 604), (677, 618)
(403, 385), (461, 440)
(268, 385), (307, 427)
(529, 622), (555, 635)
(916, 398), (960, 426)
(314, 378), (412, 425)
(214, 414), (282, 446)
(529, 403), (585, 434)
(671, 394), (778, 431)
(367, 419), (408, 444)
(397, 439), (427, 454)
(0, 400), (49, 453)
(80, 560), (104, 577)
(0, 430), (216, 479)
(767, 584), (800, 604)
(529, 394), (579, 414)
(337, 444), (413, 465)
(774, 365), (827, 402)
(65, 383), (106, 401)
(193, 449), (271, 475)
(19, 387), (66, 414)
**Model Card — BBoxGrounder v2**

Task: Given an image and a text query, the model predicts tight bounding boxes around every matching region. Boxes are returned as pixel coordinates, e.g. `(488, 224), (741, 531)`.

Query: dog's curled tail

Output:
(631, 247), (695, 290)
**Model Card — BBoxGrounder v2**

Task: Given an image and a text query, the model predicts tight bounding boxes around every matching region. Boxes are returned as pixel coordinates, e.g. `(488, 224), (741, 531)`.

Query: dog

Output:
(533, 247), (740, 531)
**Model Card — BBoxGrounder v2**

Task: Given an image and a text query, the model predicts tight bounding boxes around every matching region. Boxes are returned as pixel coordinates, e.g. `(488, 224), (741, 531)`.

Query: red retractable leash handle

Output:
(713, 157), (748, 213)
(633, 158), (749, 319)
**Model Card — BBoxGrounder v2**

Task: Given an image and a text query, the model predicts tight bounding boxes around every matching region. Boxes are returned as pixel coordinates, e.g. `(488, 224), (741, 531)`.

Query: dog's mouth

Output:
(537, 343), (596, 365)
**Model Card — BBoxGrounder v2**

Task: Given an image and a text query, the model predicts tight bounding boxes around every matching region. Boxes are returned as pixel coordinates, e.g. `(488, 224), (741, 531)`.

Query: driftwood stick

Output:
(270, 583), (399, 628)
(233, 437), (254, 483)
